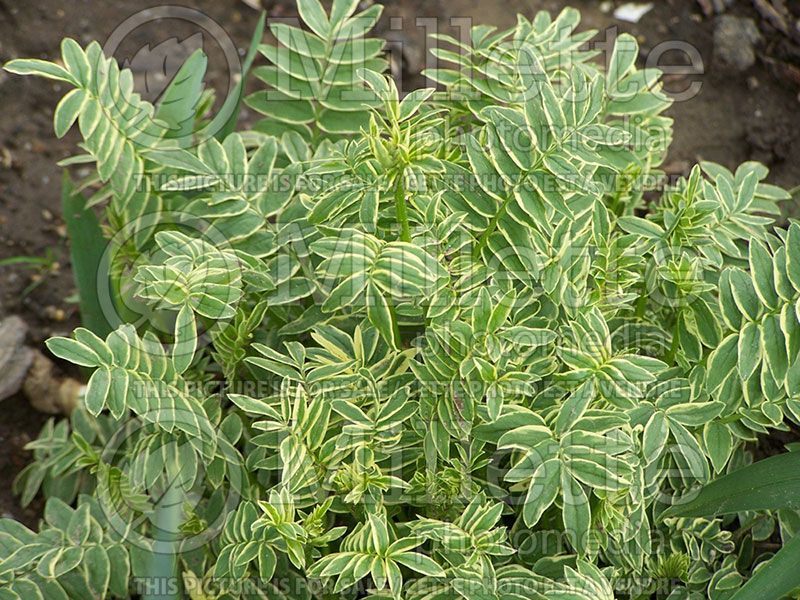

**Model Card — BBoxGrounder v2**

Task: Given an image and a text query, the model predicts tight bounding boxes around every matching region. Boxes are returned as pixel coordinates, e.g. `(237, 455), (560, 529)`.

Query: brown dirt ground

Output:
(0, 0), (798, 522)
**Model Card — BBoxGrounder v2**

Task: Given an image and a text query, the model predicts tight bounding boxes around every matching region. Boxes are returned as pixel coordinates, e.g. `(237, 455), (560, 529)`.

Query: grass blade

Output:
(62, 170), (112, 337)
(209, 11), (265, 141)
(661, 451), (800, 519)
(730, 535), (800, 600)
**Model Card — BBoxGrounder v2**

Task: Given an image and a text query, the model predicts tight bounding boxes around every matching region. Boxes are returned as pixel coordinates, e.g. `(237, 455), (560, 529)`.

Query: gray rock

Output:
(0, 316), (33, 401)
(713, 15), (762, 72)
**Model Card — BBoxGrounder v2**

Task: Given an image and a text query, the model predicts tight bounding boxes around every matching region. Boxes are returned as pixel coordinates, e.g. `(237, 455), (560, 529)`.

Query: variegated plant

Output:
(2, 2), (799, 599)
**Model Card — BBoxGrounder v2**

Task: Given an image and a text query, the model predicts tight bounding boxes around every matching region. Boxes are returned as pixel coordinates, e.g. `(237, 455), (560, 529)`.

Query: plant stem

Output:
(143, 482), (183, 600)
(634, 282), (648, 318)
(733, 514), (769, 540)
(394, 172), (411, 243)
(664, 315), (681, 364)
(385, 293), (403, 348)
(473, 195), (512, 259)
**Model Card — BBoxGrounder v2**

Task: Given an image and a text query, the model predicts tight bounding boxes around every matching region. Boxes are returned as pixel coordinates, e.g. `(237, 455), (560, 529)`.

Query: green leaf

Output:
(368, 513), (390, 552)
(665, 401), (724, 427)
(607, 33), (638, 88)
(643, 411), (669, 464)
(703, 421), (733, 474)
(786, 224), (800, 291)
(522, 458), (560, 527)
(245, 91), (315, 124)
(329, 0), (359, 30)
(85, 367), (111, 415)
(392, 552), (445, 577)
(335, 4), (382, 39)
(617, 216), (664, 239)
(667, 419), (709, 481)
(561, 471), (590, 557)
(66, 504), (91, 545)
(719, 269), (743, 330)
(498, 425), (553, 450)
(690, 297), (721, 347)
(54, 88), (87, 138)
(84, 545), (110, 600)
(556, 381), (595, 435)
(366, 282), (397, 349)
(748, 238), (778, 309)
(209, 11), (266, 141)
(155, 49), (207, 147)
(60, 38), (90, 86)
(172, 303), (197, 375)
(737, 320), (762, 381)
(662, 451), (800, 518)
(729, 268), (761, 321)
(297, 0), (329, 38)
(106, 545), (130, 598)
(61, 172), (112, 337)
(4, 59), (77, 84)
(728, 535), (800, 600)
(761, 313), (788, 383)
(332, 399), (371, 425)
(707, 333), (738, 391)
(46, 337), (101, 367)
(259, 544), (277, 581)
(564, 455), (631, 491)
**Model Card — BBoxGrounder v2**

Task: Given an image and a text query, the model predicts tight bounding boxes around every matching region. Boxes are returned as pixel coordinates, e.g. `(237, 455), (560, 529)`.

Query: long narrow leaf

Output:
(730, 535), (800, 600)
(209, 11), (266, 140)
(61, 171), (112, 337)
(661, 451), (800, 519)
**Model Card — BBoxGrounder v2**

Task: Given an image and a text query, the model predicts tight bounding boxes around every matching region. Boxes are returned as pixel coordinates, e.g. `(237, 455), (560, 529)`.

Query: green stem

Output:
(143, 482), (182, 600)
(385, 293), (403, 348)
(664, 314), (681, 364)
(634, 282), (648, 318)
(394, 173), (411, 243)
(733, 514), (769, 540)
(473, 195), (512, 259)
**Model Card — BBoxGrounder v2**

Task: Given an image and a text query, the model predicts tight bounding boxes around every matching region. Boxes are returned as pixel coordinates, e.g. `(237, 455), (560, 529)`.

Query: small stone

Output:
(614, 2), (654, 23)
(600, 1), (614, 14)
(747, 76), (759, 89)
(43, 306), (66, 322)
(41, 209), (53, 221)
(713, 15), (762, 72)
(0, 146), (11, 168)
